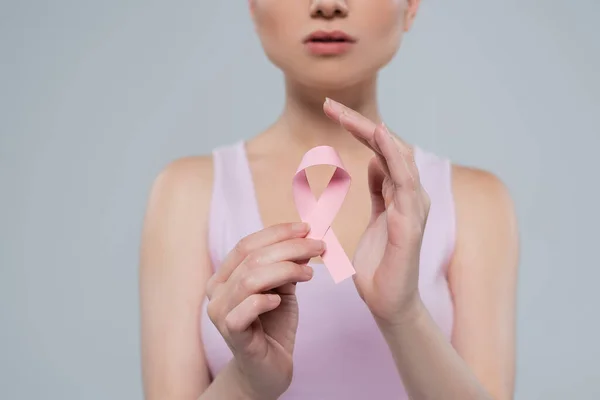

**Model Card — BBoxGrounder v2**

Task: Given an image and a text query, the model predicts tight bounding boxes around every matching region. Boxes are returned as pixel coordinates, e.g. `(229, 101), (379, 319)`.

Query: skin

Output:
(139, 1), (519, 399)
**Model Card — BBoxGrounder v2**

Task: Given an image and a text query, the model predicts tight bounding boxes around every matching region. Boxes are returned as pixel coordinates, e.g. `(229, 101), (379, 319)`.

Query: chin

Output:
(298, 71), (371, 91)
(283, 60), (384, 91)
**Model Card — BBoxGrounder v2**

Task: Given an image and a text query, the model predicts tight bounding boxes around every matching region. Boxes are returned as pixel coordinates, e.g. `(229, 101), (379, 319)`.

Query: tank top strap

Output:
(208, 140), (263, 271)
(414, 145), (456, 276)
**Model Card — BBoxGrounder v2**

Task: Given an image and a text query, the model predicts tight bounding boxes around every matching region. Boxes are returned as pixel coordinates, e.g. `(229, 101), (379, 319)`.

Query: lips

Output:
(304, 30), (357, 44)
(303, 30), (357, 56)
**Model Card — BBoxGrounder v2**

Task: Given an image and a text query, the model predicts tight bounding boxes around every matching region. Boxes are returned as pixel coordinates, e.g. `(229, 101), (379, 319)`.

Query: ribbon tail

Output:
(321, 229), (356, 284)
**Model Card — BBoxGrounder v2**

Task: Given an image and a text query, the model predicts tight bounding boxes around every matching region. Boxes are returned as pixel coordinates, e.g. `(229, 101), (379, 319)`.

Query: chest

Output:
(202, 142), (457, 397)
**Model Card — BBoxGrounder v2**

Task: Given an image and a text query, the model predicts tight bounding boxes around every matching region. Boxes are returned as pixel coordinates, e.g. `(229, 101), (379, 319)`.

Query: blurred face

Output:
(250, 0), (420, 90)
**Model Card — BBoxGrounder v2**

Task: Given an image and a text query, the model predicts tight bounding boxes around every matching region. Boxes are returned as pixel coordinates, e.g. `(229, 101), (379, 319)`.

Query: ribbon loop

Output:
(292, 146), (356, 283)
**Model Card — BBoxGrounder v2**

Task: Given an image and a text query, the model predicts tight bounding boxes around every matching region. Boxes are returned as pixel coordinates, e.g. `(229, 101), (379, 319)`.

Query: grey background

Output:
(1, 0), (598, 399)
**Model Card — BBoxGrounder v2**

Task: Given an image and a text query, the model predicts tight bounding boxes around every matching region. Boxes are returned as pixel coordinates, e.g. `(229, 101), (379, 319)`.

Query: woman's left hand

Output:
(324, 98), (430, 328)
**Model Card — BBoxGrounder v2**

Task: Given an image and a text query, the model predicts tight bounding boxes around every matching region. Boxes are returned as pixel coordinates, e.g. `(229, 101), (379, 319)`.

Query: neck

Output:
(273, 76), (382, 156)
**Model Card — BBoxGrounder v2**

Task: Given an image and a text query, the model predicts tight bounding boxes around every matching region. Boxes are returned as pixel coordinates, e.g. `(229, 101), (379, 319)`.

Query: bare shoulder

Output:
(449, 164), (519, 270)
(451, 164), (516, 223)
(140, 154), (215, 275)
(149, 155), (214, 206)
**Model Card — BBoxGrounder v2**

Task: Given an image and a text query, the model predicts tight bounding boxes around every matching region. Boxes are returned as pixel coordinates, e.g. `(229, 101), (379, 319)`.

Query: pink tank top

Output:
(200, 140), (456, 399)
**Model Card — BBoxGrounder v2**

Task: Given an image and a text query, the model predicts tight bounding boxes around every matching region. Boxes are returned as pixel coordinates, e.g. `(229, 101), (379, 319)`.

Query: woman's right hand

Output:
(205, 222), (325, 400)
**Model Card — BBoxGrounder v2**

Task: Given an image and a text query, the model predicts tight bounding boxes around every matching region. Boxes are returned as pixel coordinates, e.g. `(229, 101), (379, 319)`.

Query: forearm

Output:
(377, 299), (494, 400)
(197, 361), (261, 400)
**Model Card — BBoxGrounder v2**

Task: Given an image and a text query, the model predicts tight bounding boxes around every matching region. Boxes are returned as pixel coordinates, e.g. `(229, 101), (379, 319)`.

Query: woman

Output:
(139, 0), (519, 399)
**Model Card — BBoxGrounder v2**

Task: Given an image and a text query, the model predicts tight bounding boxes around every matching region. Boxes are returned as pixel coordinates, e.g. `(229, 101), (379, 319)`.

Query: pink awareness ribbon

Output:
(292, 146), (356, 284)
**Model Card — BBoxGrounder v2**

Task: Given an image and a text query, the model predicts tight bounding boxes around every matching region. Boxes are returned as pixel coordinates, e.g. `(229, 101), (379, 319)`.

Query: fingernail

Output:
(324, 97), (331, 106)
(267, 294), (281, 302)
(303, 265), (314, 277)
(328, 98), (343, 112)
(292, 222), (310, 233)
(319, 240), (327, 251)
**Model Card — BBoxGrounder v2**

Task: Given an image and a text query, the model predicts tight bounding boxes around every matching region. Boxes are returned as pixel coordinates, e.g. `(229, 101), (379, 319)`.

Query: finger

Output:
(323, 97), (373, 129)
(206, 222), (311, 298)
(226, 261), (314, 311)
(323, 98), (382, 155)
(323, 98), (418, 172)
(210, 236), (322, 313)
(276, 282), (298, 296)
(225, 293), (281, 338)
(245, 237), (325, 267)
(391, 135), (420, 182)
(374, 124), (416, 191)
